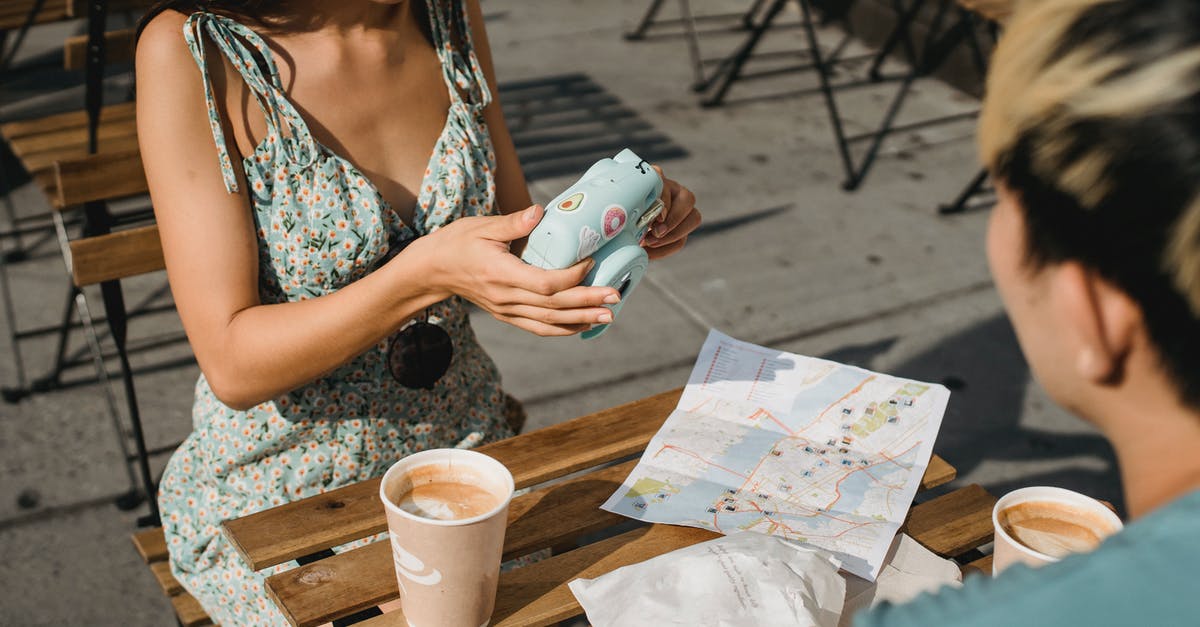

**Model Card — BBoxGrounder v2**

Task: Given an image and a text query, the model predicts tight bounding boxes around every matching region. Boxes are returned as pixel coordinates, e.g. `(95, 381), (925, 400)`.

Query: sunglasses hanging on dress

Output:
(388, 310), (454, 389)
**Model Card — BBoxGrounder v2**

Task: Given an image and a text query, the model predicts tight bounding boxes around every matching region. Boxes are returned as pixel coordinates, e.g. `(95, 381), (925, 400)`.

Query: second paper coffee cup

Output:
(991, 486), (1122, 575)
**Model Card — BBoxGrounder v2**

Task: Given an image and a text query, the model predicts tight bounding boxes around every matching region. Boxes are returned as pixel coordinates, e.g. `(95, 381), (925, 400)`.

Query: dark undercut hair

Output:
(979, 0), (1200, 408)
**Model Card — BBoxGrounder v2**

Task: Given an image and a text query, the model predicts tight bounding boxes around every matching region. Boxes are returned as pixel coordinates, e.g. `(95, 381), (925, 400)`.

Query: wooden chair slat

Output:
(226, 387), (958, 572)
(902, 484), (997, 558)
(224, 388), (684, 571)
(169, 591), (214, 627)
(264, 460), (638, 627)
(0, 101), (136, 141)
(19, 132), (141, 178)
(961, 553), (994, 578)
(53, 149), (147, 209)
(69, 224), (164, 286)
(150, 560), (184, 596)
(63, 27), (136, 70)
(12, 116), (138, 161)
(131, 527), (169, 563)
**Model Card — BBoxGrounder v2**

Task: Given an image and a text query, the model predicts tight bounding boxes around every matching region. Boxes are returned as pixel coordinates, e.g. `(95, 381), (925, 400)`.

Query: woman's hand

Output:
(643, 166), (702, 260)
(412, 205), (620, 337)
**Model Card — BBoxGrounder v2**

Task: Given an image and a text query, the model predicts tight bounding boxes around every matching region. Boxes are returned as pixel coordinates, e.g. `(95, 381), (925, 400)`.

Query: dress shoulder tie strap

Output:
(182, 12), (319, 193)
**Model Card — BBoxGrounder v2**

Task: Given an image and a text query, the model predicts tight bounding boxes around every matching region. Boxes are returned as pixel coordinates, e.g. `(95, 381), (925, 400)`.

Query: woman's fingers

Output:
(645, 208), (701, 248)
(493, 313), (592, 337)
(646, 236), (688, 260)
(497, 255), (595, 296)
(651, 187), (695, 239)
(499, 302), (613, 326)
(652, 165), (673, 225)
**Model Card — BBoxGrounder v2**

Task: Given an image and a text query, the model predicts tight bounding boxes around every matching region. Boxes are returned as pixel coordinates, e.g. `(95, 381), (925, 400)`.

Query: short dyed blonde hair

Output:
(979, 0), (1200, 405)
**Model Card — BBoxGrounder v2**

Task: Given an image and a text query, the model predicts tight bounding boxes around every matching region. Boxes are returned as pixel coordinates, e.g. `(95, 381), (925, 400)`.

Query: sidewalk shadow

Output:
(886, 314), (1126, 514)
(499, 73), (688, 181)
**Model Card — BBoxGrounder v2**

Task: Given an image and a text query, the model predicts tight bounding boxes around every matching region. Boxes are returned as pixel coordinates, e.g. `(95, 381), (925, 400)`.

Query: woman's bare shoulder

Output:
(136, 10), (194, 73)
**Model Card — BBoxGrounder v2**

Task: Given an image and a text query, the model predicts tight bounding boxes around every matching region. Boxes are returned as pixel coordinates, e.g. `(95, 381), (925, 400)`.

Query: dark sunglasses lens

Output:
(388, 322), (453, 389)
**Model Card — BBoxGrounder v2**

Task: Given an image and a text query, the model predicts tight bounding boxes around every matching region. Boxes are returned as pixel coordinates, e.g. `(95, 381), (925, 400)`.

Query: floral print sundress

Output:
(158, 3), (512, 624)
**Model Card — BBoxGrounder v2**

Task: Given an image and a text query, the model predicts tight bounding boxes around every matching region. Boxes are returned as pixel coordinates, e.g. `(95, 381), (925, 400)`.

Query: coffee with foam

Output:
(397, 481), (501, 521)
(385, 462), (504, 522)
(998, 500), (1118, 558)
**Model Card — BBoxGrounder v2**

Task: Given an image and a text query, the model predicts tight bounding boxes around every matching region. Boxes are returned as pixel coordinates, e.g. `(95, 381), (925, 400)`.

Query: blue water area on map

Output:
(786, 367), (875, 429)
(829, 443), (922, 516)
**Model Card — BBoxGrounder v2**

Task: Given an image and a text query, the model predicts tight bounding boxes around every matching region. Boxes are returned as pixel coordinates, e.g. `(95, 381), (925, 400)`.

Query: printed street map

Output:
(602, 330), (950, 580)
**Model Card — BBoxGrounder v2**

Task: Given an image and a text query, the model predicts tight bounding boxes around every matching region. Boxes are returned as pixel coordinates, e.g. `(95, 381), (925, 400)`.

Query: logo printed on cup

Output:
(391, 536), (442, 586)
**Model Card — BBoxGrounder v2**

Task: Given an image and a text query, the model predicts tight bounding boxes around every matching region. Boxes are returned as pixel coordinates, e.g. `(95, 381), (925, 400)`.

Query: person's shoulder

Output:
(856, 494), (1200, 627)
(136, 10), (194, 72)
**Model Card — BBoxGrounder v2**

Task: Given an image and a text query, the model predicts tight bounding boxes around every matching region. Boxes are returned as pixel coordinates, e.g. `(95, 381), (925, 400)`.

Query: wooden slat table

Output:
(222, 388), (995, 627)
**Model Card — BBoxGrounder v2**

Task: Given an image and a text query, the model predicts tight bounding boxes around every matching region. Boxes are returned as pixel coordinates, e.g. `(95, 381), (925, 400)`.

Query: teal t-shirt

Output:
(856, 489), (1200, 627)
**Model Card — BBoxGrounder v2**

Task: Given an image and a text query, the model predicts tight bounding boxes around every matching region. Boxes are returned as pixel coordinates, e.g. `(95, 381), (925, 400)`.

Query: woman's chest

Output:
(224, 41), (452, 225)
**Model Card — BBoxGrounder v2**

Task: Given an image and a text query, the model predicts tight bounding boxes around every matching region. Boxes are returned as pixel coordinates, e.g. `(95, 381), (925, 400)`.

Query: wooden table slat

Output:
(961, 553), (994, 578)
(902, 484), (997, 558)
(265, 460), (638, 627)
(271, 476), (988, 627)
(225, 388), (685, 571)
(226, 387), (958, 572)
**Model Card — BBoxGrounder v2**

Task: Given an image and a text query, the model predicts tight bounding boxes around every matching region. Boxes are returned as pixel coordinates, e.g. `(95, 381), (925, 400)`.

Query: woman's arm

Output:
(137, 13), (448, 409)
(138, 13), (615, 410)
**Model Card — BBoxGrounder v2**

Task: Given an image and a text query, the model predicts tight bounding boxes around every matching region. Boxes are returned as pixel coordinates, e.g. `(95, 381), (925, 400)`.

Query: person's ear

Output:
(1048, 261), (1142, 386)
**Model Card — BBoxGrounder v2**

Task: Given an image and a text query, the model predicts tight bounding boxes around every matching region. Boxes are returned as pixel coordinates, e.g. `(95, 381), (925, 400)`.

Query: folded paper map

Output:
(602, 330), (950, 580)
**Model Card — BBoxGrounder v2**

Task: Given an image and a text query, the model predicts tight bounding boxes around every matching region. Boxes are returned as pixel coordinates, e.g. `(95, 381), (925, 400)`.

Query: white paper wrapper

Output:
(568, 532), (846, 627)
(840, 533), (963, 625)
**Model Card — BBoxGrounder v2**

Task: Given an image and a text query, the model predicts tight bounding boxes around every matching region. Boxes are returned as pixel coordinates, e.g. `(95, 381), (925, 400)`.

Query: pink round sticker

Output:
(603, 206), (627, 239)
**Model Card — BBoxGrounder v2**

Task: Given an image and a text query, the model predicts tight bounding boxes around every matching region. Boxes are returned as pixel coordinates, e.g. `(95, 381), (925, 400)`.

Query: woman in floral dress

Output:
(135, 0), (701, 622)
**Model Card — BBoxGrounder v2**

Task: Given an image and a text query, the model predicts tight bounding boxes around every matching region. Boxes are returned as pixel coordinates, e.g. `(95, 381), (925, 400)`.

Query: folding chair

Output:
(51, 147), (163, 525)
(1, 0), (147, 401)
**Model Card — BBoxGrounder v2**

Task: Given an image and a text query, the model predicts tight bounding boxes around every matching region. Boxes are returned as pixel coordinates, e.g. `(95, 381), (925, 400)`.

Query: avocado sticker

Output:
(557, 192), (585, 212)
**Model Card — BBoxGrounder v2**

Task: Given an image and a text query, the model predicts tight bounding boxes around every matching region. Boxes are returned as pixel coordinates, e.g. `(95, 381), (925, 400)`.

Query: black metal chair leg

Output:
(868, 0), (926, 81)
(699, 0), (789, 105)
(625, 0), (668, 40)
(795, 0), (858, 186)
(938, 168), (989, 214)
(676, 0), (706, 86)
(0, 0), (47, 72)
(0, 251), (28, 398)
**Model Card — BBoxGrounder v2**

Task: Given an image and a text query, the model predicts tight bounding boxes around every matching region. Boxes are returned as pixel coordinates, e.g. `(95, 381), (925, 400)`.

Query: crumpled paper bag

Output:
(568, 532), (846, 627)
(839, 533), (963, 625)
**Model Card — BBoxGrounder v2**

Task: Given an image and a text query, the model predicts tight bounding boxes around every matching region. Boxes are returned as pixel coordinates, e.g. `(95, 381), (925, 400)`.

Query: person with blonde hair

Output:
(858, 0), (1200, 624)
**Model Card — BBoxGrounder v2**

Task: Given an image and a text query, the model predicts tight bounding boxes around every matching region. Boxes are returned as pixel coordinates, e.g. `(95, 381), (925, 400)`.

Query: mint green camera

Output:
(520, 149), (665, 339)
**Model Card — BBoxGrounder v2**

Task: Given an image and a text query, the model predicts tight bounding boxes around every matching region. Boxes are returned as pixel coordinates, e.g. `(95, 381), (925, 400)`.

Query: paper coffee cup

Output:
(991, 486), (1122, 575)
(379, 449), (515, 627)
